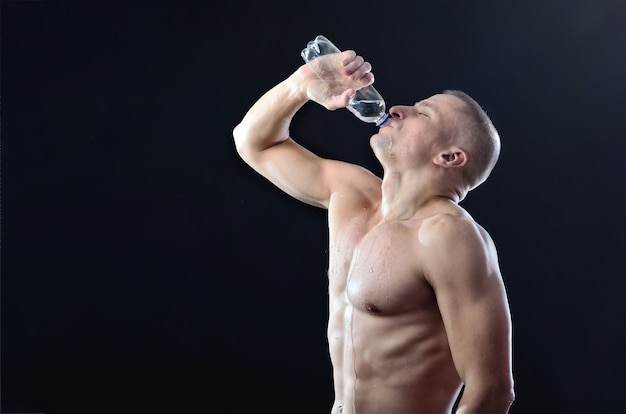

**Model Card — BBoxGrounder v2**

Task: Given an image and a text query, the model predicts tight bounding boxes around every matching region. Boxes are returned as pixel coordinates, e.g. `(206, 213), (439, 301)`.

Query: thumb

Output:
(325, 88), (354, 111)
(338, 88), (356, 107)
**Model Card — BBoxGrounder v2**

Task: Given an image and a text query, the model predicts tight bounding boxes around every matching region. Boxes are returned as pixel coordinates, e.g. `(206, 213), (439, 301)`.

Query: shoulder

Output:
(417, 213), (500, 286)
(418, 213), (484, 248)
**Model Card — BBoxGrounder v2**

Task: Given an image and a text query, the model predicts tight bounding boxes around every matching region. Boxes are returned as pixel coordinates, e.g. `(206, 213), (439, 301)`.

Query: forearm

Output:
(233, 69), (309, 158)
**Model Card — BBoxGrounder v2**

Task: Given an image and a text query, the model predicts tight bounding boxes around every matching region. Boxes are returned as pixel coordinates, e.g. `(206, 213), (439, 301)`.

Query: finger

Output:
(357, 72), (374, 87)
(340, 50), (357, 66)
(351, 61), (373, 85)
(339, 50), (374, 86)
(343, 55), (365, 75)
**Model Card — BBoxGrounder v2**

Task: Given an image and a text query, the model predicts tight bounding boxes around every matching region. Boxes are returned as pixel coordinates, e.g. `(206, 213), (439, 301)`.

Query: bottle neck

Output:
(376, 113), (390, 127)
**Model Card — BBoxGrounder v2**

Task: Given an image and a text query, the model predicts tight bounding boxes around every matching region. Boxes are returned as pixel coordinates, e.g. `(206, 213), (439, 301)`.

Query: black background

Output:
(2, 1), (625, 413)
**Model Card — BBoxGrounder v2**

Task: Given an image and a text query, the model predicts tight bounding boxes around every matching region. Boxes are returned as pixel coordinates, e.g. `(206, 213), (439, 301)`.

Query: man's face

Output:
(370, 94), (467, 167)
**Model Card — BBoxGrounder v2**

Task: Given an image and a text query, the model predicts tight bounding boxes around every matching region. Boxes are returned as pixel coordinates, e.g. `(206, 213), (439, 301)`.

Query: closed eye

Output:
(414, 101), (437, 118)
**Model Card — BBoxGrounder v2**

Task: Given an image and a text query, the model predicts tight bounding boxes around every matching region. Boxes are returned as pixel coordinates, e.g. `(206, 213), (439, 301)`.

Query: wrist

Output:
(286, 66), (313, 102)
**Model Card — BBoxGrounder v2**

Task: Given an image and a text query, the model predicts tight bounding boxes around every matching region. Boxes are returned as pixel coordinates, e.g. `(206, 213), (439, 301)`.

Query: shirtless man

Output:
(233, 46), (514, 414)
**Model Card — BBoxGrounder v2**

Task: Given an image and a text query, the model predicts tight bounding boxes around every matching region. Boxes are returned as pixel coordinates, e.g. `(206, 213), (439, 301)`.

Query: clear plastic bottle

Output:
(301, 35), (390, 127)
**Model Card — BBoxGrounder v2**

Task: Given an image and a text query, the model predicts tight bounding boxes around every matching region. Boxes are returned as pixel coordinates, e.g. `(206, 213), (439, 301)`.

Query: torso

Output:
(325, 186), (464, 414)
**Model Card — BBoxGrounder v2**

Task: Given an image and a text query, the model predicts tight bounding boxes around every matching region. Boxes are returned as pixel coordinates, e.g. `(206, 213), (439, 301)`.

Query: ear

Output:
(433, 147), (467, 168)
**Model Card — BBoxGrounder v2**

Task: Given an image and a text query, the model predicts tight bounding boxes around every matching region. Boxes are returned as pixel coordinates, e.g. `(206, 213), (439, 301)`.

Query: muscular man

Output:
(233, 46), (514, 414)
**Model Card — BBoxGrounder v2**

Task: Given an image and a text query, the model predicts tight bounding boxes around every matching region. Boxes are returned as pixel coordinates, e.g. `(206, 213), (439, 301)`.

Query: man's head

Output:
(372, 91), (500, 198)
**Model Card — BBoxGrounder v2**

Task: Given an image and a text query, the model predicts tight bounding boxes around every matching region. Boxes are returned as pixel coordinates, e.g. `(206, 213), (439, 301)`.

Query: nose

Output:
(388, 105), (406, 119)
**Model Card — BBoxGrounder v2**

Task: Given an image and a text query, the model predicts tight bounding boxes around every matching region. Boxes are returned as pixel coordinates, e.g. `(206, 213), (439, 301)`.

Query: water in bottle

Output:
(301, 35), (390, 127)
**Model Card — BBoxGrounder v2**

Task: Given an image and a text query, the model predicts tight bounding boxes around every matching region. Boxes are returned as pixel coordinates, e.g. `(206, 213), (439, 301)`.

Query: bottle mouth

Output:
(376, 113), (390, 127)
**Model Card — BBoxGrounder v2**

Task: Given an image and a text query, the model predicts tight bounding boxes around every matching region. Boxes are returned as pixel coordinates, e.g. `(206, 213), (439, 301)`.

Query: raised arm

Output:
(233, 50), (375, 208)
(421, 215), (515, 414)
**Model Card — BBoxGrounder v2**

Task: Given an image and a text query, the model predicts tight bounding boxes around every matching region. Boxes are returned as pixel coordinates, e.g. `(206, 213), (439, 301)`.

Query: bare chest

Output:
(329, 219), (431, 316)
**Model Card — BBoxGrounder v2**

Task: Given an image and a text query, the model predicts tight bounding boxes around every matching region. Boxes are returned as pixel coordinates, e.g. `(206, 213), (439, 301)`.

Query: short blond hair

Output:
(443, 89), (501, 189)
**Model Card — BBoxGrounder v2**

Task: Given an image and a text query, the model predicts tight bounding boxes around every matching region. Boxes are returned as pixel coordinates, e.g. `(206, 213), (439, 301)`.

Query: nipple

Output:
(365, 303), (381, 314)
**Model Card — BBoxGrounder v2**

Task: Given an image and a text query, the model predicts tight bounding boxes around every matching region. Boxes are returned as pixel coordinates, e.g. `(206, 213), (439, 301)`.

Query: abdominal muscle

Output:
(327, 291), (462, 414)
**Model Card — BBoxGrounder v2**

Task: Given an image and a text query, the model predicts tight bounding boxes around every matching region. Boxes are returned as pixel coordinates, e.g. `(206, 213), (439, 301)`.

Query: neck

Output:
(380, 170), (460, 221)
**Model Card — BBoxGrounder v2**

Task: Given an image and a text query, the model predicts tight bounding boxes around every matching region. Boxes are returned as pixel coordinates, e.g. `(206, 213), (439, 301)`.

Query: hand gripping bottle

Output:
(301, 35), (390, 127)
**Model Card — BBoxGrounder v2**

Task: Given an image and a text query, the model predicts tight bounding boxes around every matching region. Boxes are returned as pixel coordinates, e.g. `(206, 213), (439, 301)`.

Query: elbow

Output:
(505, 374), (515, 404)
(503, 386), (515, 410)
(493, 376), (515, 409)
(508, 386), (516, 408)
(232, 123), (246, 156)
(458, 379), (515, 413)
(232, 122), (254, 163)
(233, 121), (284, 165)
(495, 379), (516, 412)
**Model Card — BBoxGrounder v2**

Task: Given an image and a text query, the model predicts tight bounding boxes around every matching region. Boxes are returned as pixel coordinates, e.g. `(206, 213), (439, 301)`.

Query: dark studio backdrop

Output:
(2, 1), (625, 413)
